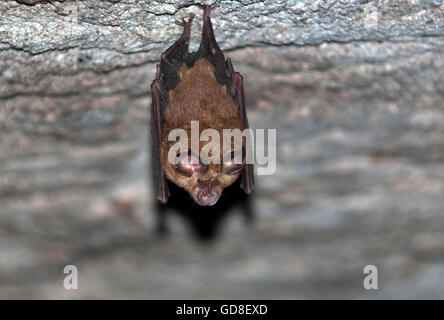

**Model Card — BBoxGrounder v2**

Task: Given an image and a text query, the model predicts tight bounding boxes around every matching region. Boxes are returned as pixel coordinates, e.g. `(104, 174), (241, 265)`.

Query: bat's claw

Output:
(175, 13), (195, 27)
(198, 3), (217, 19)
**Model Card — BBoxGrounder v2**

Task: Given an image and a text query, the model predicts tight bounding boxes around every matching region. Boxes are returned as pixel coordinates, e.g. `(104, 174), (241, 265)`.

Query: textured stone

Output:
(0, 0), (444, 299)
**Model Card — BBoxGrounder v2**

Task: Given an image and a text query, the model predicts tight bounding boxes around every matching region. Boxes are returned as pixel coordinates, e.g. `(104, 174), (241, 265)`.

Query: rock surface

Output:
(0, 0), (444, 298)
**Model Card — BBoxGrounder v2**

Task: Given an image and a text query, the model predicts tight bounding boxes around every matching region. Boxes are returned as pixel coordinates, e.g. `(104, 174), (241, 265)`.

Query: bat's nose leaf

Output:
(197, 187), (220, 206)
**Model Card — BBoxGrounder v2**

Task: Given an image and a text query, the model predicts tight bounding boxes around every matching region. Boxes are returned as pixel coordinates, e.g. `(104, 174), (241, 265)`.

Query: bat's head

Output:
(162, 145), (245, 206)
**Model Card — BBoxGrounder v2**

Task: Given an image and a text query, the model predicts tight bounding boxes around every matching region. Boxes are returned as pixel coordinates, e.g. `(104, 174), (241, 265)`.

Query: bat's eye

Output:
(222, 148), (245, 175)
(175, 151), (208, 177)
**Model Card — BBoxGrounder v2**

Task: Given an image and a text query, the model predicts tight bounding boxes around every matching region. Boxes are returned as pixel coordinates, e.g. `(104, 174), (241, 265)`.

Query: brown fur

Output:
(160, 58), (245, 201)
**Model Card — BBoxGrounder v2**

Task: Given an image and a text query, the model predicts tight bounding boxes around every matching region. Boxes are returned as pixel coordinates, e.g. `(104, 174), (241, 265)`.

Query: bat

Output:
(150, 5), (254, 206)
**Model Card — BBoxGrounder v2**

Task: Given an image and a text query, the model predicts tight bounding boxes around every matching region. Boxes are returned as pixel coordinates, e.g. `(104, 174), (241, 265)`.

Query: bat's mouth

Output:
(195, 185), (221, 206)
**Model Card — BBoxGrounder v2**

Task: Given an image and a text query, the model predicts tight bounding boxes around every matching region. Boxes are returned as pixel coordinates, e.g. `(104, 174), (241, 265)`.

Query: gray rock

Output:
(0, 0), (444, 299)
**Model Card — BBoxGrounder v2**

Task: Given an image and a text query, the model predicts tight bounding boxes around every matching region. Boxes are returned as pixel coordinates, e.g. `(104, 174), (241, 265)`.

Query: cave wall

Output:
(1, 0), (444, 298)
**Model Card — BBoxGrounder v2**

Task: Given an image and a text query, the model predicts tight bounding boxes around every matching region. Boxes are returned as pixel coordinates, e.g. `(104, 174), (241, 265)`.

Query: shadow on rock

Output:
(155, 180), (254, 240)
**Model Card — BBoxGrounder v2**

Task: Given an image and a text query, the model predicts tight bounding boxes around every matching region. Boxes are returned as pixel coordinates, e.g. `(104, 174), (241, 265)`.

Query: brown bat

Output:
(150, 5), (254, 206)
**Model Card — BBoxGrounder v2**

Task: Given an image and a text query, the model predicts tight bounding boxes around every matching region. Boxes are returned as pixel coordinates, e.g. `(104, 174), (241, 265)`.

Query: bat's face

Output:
(162, 145), (245, 206)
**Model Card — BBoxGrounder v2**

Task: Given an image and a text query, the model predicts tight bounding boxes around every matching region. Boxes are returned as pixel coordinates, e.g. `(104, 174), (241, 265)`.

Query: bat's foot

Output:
(198, 3), (217, 20)
(160, 13), (195, 66)
(197, 3), (220, 56)
(174, 13), (195, 45)
(175, 12), (195, 27)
